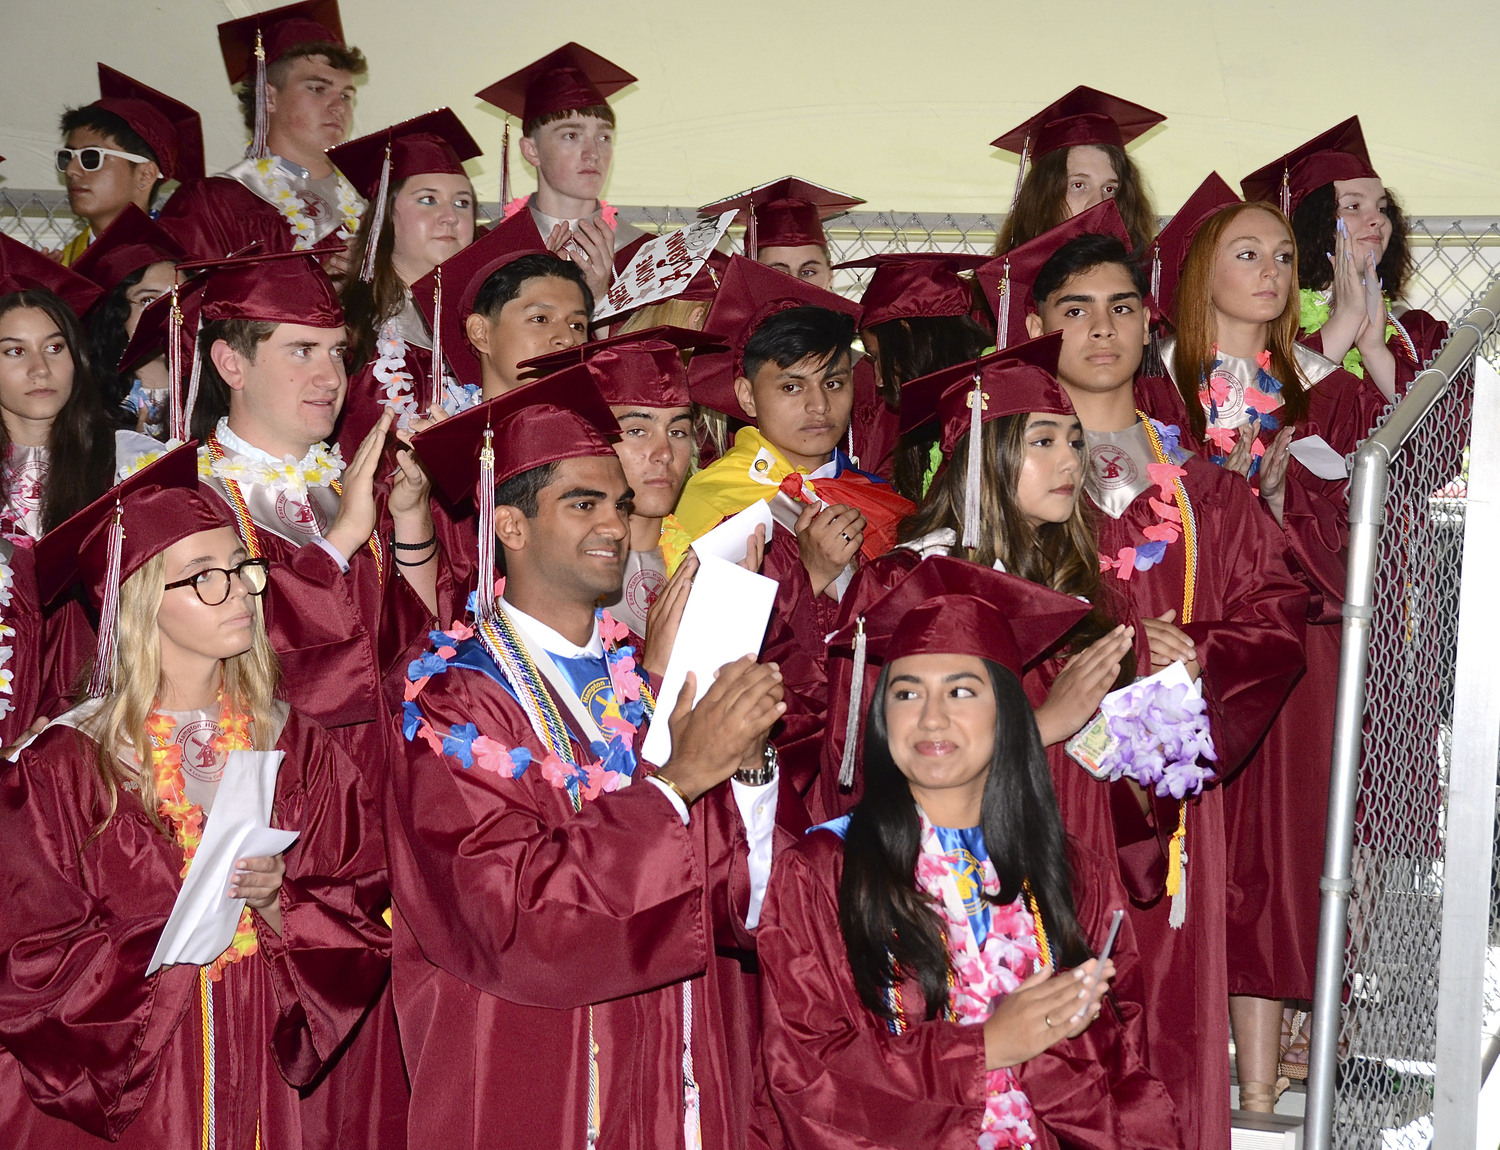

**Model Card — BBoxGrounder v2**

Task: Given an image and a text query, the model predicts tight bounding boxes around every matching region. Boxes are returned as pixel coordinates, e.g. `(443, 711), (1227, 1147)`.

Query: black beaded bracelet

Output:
(391, 533), (438, 551)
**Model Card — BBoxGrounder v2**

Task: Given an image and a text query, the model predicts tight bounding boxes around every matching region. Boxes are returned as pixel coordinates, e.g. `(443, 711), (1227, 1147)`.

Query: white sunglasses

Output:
(56, 146), (152, 172)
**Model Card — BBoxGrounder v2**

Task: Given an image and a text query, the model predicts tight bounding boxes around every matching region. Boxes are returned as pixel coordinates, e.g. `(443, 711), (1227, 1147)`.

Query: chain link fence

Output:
(5, 188), (1499, 328)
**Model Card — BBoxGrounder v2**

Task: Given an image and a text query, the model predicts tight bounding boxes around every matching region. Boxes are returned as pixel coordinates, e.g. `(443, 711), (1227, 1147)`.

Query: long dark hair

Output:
(867, 314), (992, 502)
(86, 270), (146, 424)
(996, 145), (1157, 257)
(341, 174), (479, 371)
(1291, 182), (1415, 301)
(0, 290), (117, 533)
(839, 660), (1091, 1020)
(898, 412), (1131, 666)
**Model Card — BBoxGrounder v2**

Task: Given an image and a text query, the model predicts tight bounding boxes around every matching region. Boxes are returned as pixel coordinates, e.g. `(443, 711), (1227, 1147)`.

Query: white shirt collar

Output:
(809, 456), (838, 479)
(502, 598), (604, 659)
(216, 417), (333, 469)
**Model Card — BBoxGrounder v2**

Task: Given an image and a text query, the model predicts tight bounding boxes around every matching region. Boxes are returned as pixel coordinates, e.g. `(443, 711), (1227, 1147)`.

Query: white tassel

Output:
(846, 421), (858, 469)
(837, 618), (867, 789)
(996, 260), (1012, 351)
(476, 427), (496, 619)
(1280, 169), (1291, 217)
(1169, 852), (1187, 929)
(1007, 133), (1030, 215)
(1149, 245), (1162, 305)
(87, 503), (124, 699)
(960, 373), (984, 551)
(181, 333), (203, 442)
(358, 143), (392, 284)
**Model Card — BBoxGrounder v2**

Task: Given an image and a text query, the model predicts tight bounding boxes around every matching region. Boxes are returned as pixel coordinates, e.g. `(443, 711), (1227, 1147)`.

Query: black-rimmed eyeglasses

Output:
(163, 559), (271, 606)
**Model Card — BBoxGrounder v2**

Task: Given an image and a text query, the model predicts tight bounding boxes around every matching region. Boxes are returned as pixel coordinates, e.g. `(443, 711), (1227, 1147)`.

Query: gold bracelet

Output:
(654, 772), (692, 806)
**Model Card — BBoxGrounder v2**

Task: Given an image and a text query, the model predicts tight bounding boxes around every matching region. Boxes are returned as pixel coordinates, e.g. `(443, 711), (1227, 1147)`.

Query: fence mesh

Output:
(1324, 334), (1484, 1148)
(4, 189), (1499, 328)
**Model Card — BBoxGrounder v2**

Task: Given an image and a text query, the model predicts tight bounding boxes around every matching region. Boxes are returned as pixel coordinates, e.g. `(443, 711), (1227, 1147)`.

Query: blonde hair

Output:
(88, 550), (280, 838)
(1171, 201), (1308, 443)
(615, 297), (710, 335)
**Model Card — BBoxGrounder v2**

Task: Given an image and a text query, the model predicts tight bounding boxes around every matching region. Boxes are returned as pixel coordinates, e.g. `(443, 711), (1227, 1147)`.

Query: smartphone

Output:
(1082, 909), (1125, 994)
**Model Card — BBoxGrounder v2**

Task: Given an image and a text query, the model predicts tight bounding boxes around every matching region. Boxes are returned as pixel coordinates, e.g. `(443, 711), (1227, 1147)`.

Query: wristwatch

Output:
(734, 741), (779, 787)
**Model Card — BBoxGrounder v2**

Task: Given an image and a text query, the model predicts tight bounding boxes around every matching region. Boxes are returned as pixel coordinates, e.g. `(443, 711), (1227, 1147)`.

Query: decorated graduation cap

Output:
(326, 107), (483, 282)
(826, 553), (1092, 784)
(687, 255), (860, 421)
(90, 64), (204, 183)
(1239, 116), (1379, 217)
(218, 0), (349, 160)
(834, 252), (987, 331)
(517, 325), (724, 408)
(166, 248), (344, 440)
(976, 198), (1132, 348)
(992, 86), (1165, 213)
(899, 332), (1070, 551)
(0, 231), (102, 317)
(700, 177), (864, 261)
(35, 442), (227, 697)
(1146, 172), (1241, 322)
(476, 43), (635, 205)
(69, 204), (186, 301)
(410, 367), (620, 617)
(410, 209), (554, 397)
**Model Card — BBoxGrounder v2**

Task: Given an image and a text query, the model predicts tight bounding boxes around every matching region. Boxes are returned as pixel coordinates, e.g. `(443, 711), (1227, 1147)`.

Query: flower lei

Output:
(372, 317), (421, 429)
(1103, 678), (1218, 799)
(1299, 287), (1409, 379)
(199, 438), (345, 495)
(892, 815), (1045, 1148)
(403, 601), (651, 805)
(0, 555), (15, 720)
(1099, 416), (1197, 586)
(254, 157), (362, 249)
(145, 697), (258, 981)
(501, 196), (619, 230)
(1200, 349), (1283, 466)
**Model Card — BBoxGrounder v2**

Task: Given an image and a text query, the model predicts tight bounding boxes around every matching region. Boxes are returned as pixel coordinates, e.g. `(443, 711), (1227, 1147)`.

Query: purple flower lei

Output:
(1104, 678), (1218, 799)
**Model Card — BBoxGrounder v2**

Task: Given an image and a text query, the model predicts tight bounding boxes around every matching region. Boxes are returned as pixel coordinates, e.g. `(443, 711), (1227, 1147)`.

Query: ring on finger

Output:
(840, 532), (851, 543)
(1044, 1013), (1055, 1028)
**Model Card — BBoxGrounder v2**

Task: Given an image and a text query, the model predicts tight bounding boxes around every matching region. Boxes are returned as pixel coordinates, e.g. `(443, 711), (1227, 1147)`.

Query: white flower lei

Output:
(373, 317), (421, 429)
(254, 157), (363, 250)
(0, 556), (16, 720)
(200, 439), (345, 495)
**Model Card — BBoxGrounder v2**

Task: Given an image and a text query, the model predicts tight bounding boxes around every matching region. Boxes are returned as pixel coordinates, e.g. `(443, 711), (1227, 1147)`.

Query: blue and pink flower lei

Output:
(1201, 350), (1283, 478)
(1099, 418), (1191, 579)
(402, 599), (649, 803)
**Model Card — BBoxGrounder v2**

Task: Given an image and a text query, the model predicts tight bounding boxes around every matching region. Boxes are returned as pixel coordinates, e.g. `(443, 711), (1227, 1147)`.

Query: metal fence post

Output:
(1432, 355), (1500, 1146)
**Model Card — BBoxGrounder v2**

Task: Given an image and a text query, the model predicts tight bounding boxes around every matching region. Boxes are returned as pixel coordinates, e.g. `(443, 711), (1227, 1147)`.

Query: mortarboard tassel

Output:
(960, 371), (984, 552)
(359, 142), (393, 284)
(1149, 243), (1162, 304)
(1007, 132), (1031, 216)
(250, 28), (269, 161)
(747, 212), (758, 262)
(428, 267), (444, 414)
(995, 260), (1012, 352)
(1279, 167), (1291, 217)
(837, 617), (867, 789)
(167, 285), (184, 442)
(86, 502), (125, 699)
(180, 333), (203, 443)
(500, 119), (511, 208)
(476, 427), (497, 620)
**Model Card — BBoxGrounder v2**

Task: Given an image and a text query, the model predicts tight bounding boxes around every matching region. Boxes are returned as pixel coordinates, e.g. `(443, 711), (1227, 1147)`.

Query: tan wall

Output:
(2, 0), (1497, 215)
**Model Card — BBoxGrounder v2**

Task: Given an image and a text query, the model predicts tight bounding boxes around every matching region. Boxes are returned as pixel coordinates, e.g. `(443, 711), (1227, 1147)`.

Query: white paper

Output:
(1100, 660), (1199, 718)
(594, 210), (738, 321)
(641, 557), (779, 765)
(1288, 434), (1349, 481)
(691, 501), (774, 565)
(147, 749), (299, 976)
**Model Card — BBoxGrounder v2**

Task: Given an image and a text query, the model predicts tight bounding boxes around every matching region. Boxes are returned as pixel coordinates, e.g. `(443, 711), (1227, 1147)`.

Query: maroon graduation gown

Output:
(849, 357), (899, 482)
(759, 831), (1183, 1150)
(335, 343), (436, 461)
(0, 707), (401, 1147)
(1135, 371), (1364, 1001)
(388, 639), (765, 1150)
(158, 177), (305, 262)
(199, 480), (441, 794)
(1300, 306), (1449, 403)
(1, 542), (46, 745)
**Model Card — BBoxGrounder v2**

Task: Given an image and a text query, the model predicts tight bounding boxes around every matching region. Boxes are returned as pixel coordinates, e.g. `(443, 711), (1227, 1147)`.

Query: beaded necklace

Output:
(203, 434), (386, 585)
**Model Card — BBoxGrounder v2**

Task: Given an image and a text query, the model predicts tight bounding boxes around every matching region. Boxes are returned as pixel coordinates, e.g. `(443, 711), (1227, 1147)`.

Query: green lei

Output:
(1298, 287), (1398, 380)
